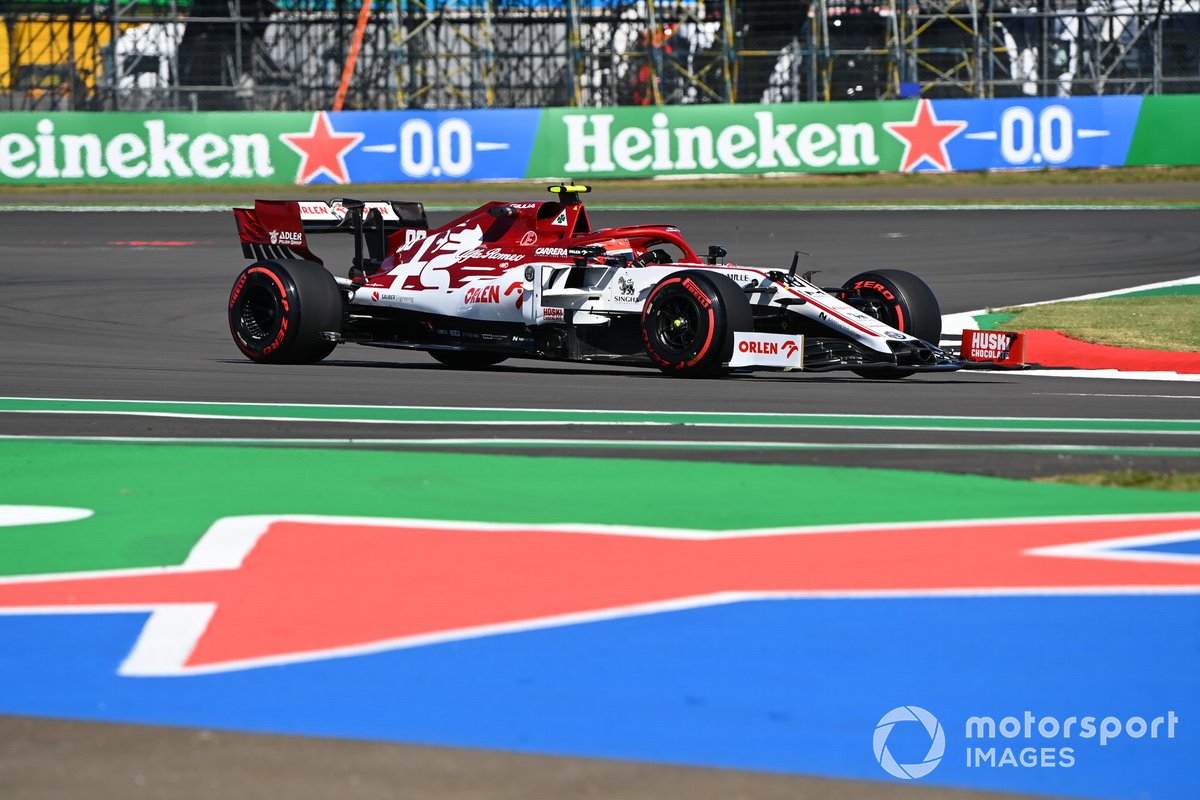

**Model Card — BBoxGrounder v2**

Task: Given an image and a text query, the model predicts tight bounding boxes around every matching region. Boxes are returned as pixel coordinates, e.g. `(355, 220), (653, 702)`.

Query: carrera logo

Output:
(535, 246), (570, 257)
(269, 229), (303, 246)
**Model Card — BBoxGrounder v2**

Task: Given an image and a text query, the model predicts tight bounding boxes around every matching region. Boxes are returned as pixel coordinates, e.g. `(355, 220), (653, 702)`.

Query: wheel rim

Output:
(651, 295), (701, 353)
(237, 284), (281, 341)
(859, 296), (899, 329)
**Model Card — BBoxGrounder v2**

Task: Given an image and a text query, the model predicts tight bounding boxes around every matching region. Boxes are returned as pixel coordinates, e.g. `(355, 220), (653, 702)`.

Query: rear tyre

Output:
(842, 268), (942, 379)
(428, 351), (509, 368)
(641, 270), (753, 378)
(228, 259), (342, 364)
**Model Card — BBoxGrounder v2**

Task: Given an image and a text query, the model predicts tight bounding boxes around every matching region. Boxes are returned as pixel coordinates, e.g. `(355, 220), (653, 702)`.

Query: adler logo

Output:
(269, 230), (304, 246)
(0, 119), (275, 181)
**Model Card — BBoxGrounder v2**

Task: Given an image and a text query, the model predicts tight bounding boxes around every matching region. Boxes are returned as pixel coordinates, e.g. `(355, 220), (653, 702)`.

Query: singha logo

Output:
(617, 275), (636, 296)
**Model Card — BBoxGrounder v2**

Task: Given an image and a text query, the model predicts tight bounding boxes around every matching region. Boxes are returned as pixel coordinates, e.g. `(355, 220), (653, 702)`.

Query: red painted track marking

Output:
(0, 515), (1196, 672)
(1023, 329), (1200, 374)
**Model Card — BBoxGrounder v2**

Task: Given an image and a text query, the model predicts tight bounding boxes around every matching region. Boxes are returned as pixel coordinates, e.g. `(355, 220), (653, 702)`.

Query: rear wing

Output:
(233, 199), (428, 267)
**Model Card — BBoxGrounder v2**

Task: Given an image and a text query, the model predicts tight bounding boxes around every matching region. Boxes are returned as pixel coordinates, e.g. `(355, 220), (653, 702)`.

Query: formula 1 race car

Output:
(229, 184), (1009, 378)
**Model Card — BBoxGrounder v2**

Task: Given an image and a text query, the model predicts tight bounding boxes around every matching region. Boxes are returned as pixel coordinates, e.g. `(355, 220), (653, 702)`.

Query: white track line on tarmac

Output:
(3, 409), (1199, 435)
(1037, 392), (1200, 400)
(980, 369), (1200, 382)
(6, 396), (1198, 425)
(2, 434), (1198, 454)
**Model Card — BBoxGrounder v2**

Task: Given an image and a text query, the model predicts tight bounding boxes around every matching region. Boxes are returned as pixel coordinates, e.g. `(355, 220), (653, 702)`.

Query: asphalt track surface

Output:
(2, 204), (1198, 476)
(1, 191), (1198, 800)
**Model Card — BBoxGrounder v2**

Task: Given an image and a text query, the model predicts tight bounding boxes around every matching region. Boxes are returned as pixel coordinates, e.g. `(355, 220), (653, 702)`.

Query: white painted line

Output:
(0, 506), (94, 527)
(977, 369), (1200, 383)
(3, 397), (1195, 425)
(0, 205), (231, 213)
(1037, 392), (1200, 401)
(2, 409), (1197, 434)
(1, 435), (1197, 454)
(0, 510), (1195, 674)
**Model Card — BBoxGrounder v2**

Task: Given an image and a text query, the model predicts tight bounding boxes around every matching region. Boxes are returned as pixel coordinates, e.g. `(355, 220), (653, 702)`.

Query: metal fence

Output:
(2, 0), (1197, 111)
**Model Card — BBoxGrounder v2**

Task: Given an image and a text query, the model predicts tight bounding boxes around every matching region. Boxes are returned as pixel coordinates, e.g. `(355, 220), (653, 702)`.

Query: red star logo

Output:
(883, 99), (967, 172)
(0, 513), (1196, 675)
(280, 112), (364, 185)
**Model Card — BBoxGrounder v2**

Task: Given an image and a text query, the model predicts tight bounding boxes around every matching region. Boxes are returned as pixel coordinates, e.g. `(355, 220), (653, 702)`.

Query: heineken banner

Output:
(1, 96), (1196, 186)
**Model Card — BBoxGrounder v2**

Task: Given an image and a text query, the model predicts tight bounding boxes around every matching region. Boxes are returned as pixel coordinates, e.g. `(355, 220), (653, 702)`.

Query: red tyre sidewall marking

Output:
(642, 277), (717, 371)
(242, 267), (293, 357)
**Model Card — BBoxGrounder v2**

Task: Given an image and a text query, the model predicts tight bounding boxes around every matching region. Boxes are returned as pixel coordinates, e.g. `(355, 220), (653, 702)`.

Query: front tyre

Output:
(641, 270), (753, 378)
(843, 268), (942, 379)
(228, 259), (342, 364)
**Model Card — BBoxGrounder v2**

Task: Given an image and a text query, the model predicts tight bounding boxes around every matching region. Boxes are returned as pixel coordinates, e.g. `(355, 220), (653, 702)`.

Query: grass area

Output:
(1, 165), (1199, 200)
(998, 296), (1200, 352)
(1036, 470), (1200, 491)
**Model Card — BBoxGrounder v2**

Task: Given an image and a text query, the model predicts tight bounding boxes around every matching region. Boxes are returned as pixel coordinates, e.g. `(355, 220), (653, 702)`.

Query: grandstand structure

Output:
(1, 0), (1196, 111)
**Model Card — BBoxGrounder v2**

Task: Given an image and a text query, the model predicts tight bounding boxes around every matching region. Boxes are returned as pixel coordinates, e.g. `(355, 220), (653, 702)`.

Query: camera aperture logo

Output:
(874, 707), (1180, 779)
(873, 706), (945, 779)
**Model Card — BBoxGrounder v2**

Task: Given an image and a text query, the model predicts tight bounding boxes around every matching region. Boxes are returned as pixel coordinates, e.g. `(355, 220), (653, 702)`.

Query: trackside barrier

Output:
(1, 96), (1197, 186)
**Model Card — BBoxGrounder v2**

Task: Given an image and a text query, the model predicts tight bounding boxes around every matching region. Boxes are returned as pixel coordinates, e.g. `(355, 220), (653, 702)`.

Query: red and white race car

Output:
(229, 184), (1014, 378)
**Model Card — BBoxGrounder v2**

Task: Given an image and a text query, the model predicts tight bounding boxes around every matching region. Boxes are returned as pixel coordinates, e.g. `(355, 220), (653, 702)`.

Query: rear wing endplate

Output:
(233, 199), (428, 266)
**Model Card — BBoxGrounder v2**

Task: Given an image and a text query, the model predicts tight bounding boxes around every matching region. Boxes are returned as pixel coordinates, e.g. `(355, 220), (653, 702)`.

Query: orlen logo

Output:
(269, 230), (303, 246)
(737, 339), (801, 358)
(464, 285), (500, 304)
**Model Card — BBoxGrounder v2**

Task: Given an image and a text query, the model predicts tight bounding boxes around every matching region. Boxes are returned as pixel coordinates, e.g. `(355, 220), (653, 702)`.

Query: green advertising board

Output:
(0, 112), (308, 185)
(1, 95), (1198, 186)
(528, 102), (917, 179)
(1126, 95), (1200, 166)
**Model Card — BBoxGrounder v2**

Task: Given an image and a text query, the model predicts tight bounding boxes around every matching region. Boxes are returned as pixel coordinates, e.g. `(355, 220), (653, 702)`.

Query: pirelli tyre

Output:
(842, 268), (942, 379)
(228, 259), (342, 364)
(641, 270), (753, 378)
